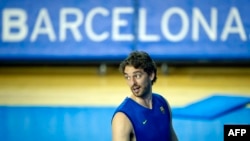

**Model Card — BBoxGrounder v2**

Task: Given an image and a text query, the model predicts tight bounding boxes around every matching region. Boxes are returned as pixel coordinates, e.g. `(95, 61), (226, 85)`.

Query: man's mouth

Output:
(132, 86), (140, 93)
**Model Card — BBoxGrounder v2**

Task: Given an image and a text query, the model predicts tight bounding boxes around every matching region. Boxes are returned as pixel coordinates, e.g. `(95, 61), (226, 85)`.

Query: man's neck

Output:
(131, 93), (153, 109)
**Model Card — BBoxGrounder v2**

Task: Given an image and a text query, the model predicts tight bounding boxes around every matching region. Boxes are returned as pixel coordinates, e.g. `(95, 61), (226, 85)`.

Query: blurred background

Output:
(0, 0), (250, 141)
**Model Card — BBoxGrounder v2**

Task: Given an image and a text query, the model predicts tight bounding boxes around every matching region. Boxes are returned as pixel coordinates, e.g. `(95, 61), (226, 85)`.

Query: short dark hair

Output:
(119, 51), (157, 85)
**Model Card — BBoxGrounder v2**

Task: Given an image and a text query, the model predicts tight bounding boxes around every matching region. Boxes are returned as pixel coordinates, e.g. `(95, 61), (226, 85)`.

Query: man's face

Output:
(123, 65), (154, 98)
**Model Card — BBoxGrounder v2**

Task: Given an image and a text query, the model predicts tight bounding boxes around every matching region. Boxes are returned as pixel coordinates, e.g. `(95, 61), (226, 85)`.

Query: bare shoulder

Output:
(112, 112), (133, 141)
(112, 112), (132, 130)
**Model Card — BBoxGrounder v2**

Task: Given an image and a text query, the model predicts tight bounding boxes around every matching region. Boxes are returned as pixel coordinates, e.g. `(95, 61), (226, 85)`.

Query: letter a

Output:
(228, 129), (235, 136)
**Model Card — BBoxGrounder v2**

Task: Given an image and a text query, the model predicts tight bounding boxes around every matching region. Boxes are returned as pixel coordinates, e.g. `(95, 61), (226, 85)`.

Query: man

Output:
(111, 51), (178, 141)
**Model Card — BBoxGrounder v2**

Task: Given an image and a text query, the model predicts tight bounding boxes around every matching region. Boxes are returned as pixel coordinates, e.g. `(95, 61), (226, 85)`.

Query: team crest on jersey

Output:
(160, 106), (165, 114)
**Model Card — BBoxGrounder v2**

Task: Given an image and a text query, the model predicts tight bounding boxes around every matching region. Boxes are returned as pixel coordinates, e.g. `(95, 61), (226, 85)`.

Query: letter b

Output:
(2, 8), (28, 42)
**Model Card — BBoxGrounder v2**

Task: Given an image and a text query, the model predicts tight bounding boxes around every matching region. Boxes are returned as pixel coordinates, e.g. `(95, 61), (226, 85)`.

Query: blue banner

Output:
(0, 0), (249, 61)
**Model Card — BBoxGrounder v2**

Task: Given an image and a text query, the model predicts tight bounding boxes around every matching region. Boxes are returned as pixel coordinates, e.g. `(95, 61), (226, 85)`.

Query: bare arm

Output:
(112, 112), (134, 141)
(171, 122), (178, 141)
(163, 97), (179, 141)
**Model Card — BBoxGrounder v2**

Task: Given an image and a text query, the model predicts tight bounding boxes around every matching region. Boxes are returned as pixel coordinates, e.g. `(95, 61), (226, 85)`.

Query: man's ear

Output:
(150, 72), (155, 81)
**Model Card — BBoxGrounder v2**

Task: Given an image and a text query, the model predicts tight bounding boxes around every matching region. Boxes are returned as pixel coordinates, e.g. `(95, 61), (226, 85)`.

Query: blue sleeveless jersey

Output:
(112, 93), (171, 141)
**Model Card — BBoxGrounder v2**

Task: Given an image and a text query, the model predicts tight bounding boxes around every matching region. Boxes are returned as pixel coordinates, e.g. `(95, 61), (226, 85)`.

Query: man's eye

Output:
(124, 76), (130, 80)
(135, 74), (142, 79)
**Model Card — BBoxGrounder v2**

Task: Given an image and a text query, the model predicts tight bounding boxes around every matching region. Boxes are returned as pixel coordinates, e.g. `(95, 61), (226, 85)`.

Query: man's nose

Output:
(128, 77), (137, 86)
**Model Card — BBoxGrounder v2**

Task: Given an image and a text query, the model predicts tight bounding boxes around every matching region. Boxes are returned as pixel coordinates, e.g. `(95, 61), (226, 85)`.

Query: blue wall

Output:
(0, 0), (250, 62)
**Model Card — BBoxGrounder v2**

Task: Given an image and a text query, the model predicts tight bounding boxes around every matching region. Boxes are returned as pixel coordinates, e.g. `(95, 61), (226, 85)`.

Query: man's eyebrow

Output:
(133, 71), (143, 74)
(123, 71), (142, 75)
